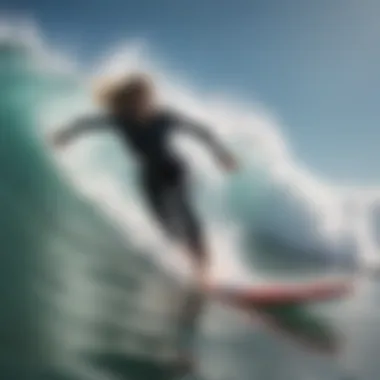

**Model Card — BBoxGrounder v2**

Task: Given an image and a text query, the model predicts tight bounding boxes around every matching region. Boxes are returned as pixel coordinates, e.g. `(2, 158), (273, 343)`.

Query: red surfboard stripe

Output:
(214, 279), (352, 307)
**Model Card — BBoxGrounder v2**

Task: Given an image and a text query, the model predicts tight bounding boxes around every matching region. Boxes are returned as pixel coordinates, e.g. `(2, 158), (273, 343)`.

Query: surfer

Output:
(51, 73), (238, 292)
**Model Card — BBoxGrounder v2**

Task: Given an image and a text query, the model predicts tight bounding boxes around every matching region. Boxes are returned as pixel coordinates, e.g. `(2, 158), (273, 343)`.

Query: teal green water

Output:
(0, 41), (178, 379)
(1, 40), (380, 380)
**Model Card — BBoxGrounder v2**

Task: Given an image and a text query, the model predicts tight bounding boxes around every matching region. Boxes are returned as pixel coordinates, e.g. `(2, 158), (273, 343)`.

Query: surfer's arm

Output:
(173, 112), (238, 170)
(50, 115), (110, 147)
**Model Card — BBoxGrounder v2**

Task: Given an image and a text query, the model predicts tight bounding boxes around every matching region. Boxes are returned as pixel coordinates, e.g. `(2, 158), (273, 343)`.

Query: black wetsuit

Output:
(58, 110), (229, 260)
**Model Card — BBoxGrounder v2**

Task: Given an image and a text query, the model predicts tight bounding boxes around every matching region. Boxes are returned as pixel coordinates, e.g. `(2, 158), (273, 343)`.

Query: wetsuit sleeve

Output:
(170, 112), (232, 162)
(51, 115), (110, 147)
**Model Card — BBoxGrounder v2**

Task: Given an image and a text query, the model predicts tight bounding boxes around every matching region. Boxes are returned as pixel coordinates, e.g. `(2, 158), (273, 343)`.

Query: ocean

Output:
(1, 22), (380, 380)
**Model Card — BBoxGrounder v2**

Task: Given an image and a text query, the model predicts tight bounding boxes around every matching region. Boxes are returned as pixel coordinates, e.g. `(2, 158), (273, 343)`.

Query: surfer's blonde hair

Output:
(94, 73), (154, 107)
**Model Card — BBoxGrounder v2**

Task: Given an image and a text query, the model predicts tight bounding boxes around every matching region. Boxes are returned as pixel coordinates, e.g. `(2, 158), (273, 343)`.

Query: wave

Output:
(1, 18), (380, 379)
(2, 20), (380, 280)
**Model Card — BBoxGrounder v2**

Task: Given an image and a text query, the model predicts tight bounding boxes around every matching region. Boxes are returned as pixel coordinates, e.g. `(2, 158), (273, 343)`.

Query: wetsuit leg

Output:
(169, 179), (206, 263)
(142, 175), (179, 240)
(142, 171), (206, 263)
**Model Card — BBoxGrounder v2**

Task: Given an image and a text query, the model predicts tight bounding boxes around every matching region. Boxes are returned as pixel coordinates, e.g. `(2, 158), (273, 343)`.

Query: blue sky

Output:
(4, 0), (380, 183)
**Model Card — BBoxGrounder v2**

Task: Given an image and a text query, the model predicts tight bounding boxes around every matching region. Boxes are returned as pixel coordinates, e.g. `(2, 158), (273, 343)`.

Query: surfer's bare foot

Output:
(195, 263), (212, 293)
(179, 244), (211, 292)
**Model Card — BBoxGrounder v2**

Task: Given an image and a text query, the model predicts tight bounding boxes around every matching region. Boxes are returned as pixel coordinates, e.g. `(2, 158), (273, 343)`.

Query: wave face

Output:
(0, 28), (190, 379)
(1, 21), (380, 380)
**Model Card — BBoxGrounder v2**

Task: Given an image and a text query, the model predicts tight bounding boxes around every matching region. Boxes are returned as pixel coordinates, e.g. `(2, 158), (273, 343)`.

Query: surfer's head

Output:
(95, 73), (155, 119)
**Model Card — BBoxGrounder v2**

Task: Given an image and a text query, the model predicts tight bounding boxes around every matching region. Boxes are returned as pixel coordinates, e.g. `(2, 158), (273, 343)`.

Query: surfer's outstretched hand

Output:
(48, 131), (68, 149)
(220, 153), (239, 172)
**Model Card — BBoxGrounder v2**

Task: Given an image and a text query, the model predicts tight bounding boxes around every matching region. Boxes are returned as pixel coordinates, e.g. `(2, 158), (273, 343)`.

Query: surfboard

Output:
(211, 277), (352, 308)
